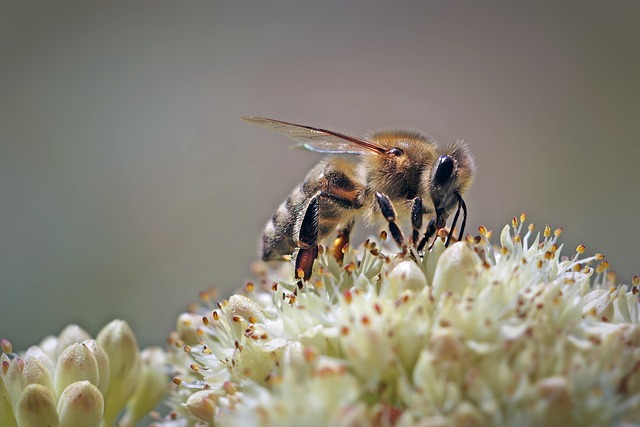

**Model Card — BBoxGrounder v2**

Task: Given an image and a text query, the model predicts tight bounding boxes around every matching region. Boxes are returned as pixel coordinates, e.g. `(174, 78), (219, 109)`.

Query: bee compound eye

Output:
(387, 147), (404, 157)
(434, 155), (455, 186)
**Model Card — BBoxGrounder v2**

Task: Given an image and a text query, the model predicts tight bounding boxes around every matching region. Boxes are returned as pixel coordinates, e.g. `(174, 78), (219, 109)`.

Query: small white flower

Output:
(163, 216), (640, 426)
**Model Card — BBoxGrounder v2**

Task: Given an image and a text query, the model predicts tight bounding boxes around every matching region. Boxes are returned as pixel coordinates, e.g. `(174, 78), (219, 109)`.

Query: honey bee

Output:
(244, 117), (476, 279)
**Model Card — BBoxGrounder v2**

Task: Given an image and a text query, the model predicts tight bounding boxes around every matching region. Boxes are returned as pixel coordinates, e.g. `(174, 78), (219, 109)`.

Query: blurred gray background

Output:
(2, 1), (639, 350)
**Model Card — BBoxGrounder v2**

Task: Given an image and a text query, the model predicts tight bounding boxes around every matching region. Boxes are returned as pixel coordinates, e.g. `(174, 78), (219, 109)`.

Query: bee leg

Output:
(417, 218), (436, 251)
(444, 193), (467, 246)
(331, 218), (354, 264)
(411, 197), (423, 247)
(375, 192), (405, 247)
(294, 195), (319, 281)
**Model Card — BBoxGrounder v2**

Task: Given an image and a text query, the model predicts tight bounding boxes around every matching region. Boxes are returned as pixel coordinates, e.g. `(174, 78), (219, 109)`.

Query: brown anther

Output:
(514, 235), (521, 243)
(183, 345), (192, 353)
(512, 217), (518, 227)
(595, 253), (605, 260)
(370, 248), (380, 256)
(271, 282), (278, 291)
(363, 239), (370, 249)
(573, 263), (582, 272)
(520, 212), (527, 223)
(554, 228), (563, 237)
(596, 261), (609, 273)
(234, 341), (242, 350)
(172, 377), (183, 385)
(303, 347), (317, 362)
(576, 244), (586, 254)
(223, 382), (237, 395)
(632, 275), (640, 286)
(190, 364), (200, 372)
(379, 230), (388, 241)
(296, 268), (305, 280)
(246, 282), (255, 292)
(212, 311), (219, 321)
(374, 303), (382, 315)
(340, 325), (350, 336)
(361, 315), (371, 326)
(544, 251), (553, 260)
(343, 289), (353, 304)
(474, 235), (482, 244)
(248, 316), (258, 324)
(202, 317), (210, 326)
(232, 315), (242, 323)
(478, 225), (487, 235)
(343, 262), (356, 273)
(544, 226), (551, 238)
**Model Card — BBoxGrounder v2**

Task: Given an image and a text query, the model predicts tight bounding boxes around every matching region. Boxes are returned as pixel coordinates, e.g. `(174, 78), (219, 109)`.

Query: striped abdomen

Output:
(260, 159), (363, 261)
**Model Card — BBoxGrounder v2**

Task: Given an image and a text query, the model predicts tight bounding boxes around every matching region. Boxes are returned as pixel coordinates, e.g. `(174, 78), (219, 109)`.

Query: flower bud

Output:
(57, 380), (103, 427)
(227, 295), (266, 323)
(82, 340), (110, 395)
(23, 356), (54, 392)
(96, 320), (140, 427)
(185, 389), (218, 422)
(385, 260), (427, 295)
(118, 347), (167, 427)
(54, 342), (99, 397)
(23, 345), (56, 374)
(0, 375), (18, 427)
(56, 325), (92, 356)
(15, 383), (59, 427)
(431, 242), (477, 297)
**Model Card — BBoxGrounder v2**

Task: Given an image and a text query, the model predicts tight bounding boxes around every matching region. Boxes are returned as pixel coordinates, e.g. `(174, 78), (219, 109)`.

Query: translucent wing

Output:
(243, 117), (386, 155)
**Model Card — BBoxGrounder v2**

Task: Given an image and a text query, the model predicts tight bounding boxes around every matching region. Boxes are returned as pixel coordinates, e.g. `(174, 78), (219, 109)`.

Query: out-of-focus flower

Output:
(1, 320), (168, 427)
(161, 217), (640, 426)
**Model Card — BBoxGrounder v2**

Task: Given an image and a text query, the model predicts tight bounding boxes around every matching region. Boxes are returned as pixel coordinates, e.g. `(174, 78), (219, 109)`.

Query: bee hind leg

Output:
(375, 192), (405, 247)
(294, 194), (320, 281)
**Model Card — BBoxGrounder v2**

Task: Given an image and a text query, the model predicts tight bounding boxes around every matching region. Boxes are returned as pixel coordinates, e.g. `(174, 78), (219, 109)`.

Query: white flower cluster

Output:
(1, 320), (167, 427)
(164, 217), (640, 427)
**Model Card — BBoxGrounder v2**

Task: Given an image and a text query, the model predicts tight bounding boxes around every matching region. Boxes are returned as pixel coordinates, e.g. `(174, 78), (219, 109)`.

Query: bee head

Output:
(427, 142), (476, 227)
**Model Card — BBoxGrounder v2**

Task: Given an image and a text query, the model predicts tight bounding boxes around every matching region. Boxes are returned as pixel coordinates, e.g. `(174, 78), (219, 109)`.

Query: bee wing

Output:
(243, 117), (386, 155)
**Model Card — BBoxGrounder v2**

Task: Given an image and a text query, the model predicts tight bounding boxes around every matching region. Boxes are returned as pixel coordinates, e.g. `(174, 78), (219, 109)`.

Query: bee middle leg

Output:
(375, 192), (405, 247)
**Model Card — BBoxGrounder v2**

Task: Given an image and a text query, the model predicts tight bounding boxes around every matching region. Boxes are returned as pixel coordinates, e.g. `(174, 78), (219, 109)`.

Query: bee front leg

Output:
(294, 195), (319, 281)
(411, 197), (423, 247)
(375, 192), (405, 247)
(417, 218), (436, 252)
